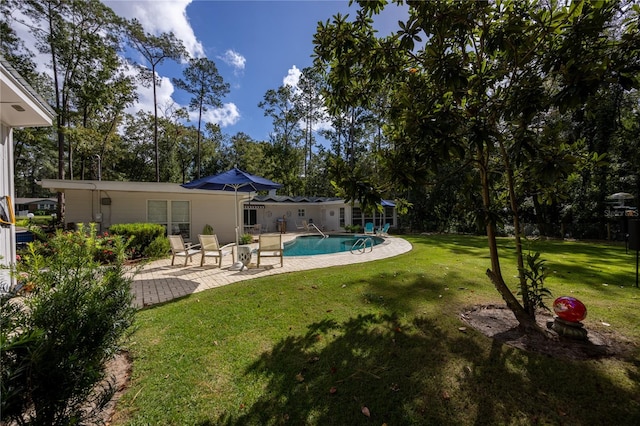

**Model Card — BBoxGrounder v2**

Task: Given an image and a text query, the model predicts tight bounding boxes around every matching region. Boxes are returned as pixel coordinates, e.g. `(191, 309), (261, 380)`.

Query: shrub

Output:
(109, 223), (165, 259)
(94, 231), (130, 264)
(24, 223), (131, 265)
(518, 251), (552, 314)
(239, 233), (253, 245)
(344, 224), (362, 233)
(144, 236), (170, 259)
(1, 226), (136, 425)
(202, 224), (214, 235)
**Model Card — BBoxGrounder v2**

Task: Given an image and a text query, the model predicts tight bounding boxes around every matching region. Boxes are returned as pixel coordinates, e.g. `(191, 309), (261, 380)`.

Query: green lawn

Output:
(113, 234), (640, 425)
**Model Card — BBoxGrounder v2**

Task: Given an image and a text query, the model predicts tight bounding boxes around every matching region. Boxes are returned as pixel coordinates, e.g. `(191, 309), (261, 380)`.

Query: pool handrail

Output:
(309, 222), (327, 238)
(351, 237), (373, 254)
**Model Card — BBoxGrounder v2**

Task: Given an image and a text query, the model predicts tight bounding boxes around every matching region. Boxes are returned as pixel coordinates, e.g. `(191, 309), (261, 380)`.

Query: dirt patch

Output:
(93, 351), (132, 425)
(460, 305), (637, 360)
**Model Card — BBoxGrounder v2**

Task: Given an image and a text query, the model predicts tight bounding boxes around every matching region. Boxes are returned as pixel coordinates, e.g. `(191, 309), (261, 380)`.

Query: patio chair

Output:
(376, 223), (391, 236)
(198, 234), (234, 267)
(257, 233), (283, 268)
(168, 235), (201, 266)
(296, 220), (309, 231)
(364, 222), (375, 234)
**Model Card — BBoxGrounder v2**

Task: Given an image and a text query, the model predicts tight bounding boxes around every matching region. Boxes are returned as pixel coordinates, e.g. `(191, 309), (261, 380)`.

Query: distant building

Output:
(14, 197), (58, 216)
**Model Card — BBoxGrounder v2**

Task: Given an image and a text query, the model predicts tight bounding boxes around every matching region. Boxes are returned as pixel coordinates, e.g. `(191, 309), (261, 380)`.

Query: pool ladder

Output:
(351, 237), (373, 254)
(310, 222), (328, 238)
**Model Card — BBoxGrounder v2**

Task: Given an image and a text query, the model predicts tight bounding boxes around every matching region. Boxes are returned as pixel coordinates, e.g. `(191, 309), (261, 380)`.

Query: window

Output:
(351, 207), (362, 226)
(384, 206), (394, 224)
(339, 207), (345, 227)
(244, 209), (257, 225)
(298, 208), (305, 217)
(147, 200), (191, 239)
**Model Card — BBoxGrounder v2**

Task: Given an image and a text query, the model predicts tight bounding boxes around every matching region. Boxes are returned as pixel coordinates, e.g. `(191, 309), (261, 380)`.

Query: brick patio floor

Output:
(130, 235), (412, 308)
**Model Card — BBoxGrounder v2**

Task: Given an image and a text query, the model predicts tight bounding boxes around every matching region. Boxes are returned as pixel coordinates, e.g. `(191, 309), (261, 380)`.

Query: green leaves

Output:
(518, 251), (552, 312)
(3, 225), (135, 425)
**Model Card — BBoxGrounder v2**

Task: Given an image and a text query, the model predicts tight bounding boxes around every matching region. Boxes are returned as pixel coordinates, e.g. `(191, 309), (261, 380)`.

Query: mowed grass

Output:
(113, 234), (640, 425)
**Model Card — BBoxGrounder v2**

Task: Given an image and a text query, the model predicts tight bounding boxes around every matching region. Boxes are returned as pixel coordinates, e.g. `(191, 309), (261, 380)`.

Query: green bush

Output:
(344, 224), (362, 233)
(24, 223), (132, 265)
(1, 226), (136, 425)
(144, 236), (170, 259)
(15, 216), (51, 227)
(109, 223), (165, 259)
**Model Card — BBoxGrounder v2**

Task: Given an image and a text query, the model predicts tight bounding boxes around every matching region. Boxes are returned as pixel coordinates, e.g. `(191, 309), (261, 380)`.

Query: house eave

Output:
(0, 56), (56, 127)
(38, 179), (240, 196)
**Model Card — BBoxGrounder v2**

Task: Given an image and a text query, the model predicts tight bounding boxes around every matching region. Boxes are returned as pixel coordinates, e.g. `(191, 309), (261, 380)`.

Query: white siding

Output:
(0, 124), (14, 268)
(61, 189), (241, 245)
(251, 203), (347, 233)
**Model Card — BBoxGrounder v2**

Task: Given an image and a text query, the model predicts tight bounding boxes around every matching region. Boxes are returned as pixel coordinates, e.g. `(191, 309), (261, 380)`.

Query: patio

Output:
(130, 235), (411, 308)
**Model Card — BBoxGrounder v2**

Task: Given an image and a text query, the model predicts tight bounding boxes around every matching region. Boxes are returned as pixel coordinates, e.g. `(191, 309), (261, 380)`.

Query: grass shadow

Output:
(207, 313), (640, 425)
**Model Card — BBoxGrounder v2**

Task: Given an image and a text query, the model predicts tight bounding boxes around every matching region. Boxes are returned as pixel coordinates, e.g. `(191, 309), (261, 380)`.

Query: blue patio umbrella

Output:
(181, 167), (282, 246)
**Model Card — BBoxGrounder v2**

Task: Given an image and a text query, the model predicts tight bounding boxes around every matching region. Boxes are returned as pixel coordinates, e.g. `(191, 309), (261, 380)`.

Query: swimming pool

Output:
(283, 234), (384, 256)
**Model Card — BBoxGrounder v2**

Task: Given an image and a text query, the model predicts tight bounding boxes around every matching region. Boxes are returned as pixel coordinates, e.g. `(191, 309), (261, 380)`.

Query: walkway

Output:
(131, 235), (412, 308)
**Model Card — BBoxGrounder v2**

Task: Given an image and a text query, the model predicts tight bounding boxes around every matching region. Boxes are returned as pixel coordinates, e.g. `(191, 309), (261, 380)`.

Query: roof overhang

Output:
(0, 58), (55, 127)
(39, 179), (246, 196)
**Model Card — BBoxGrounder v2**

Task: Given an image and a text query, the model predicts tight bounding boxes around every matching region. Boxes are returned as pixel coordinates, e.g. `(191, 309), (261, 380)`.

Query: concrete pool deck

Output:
(131, 235), (412, 308)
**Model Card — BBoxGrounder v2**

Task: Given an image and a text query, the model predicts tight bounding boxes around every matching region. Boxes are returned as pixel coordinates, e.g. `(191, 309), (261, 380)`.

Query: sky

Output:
(97, 0), (408, 143)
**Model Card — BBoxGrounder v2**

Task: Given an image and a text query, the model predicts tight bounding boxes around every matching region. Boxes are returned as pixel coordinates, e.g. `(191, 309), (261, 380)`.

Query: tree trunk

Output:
(498, 138), (533, 317)
(153, 65), (159, 182)
(477, 145), (543, 334)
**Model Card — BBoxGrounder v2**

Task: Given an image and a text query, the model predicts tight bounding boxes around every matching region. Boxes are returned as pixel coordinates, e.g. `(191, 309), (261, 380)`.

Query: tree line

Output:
(1, 0), (339, 209)
(2, 0), (640, 246)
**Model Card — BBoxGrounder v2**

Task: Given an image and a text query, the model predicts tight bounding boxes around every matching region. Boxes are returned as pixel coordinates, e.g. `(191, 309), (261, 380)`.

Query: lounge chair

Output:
(198, 234), (234, 267)
(296, 220), (308, 231)
(168, 235), (201, 266)
(377, 223), (390, 236)
(364, 222), (375, 234)
(257, 233), (283, 268)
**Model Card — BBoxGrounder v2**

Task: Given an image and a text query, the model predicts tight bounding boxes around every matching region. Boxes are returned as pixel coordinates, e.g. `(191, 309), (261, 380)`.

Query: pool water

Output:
(283, 234), (384, 256)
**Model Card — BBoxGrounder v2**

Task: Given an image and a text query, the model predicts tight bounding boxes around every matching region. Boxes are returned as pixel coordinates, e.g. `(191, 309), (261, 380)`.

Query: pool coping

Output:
(130, 235), (412, 308)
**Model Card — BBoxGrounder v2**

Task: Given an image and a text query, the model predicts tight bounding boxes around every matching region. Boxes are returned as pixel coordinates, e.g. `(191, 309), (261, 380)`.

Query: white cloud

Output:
(202, 103), (241, 128)
(283, 65), (302, 88)
(282, 65), (332, 133)
(104, 1), (245, 128)
(104, 0), (204, 58)
(219, 50), (246, 72)
(123, 70), (176, 117)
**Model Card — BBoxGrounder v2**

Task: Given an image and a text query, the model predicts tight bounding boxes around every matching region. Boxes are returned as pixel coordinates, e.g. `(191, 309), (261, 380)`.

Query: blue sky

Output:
(100, 0), (407, 143)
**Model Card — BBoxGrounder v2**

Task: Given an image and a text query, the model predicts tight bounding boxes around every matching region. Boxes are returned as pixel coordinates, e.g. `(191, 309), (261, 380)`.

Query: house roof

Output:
(252, 195), (344, 203)
(0, 55), (55, 127)
(38, 179), (240, 197)
(14, 197), (57, 205)
(38, 180), (397, 208)
(251, 195), (396, 207)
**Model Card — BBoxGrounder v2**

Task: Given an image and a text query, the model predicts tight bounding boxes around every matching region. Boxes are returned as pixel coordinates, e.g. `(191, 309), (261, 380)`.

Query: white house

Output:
(39, 179), (246, 245)
(1, 57), (55, 276)
(14, 197), (58, 216)
(248, 194), (396, 234)
(38, 180), (397, 244)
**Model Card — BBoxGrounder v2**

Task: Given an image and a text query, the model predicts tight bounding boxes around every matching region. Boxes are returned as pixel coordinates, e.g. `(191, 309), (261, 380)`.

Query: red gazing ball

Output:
(553, 296), (587, 323)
